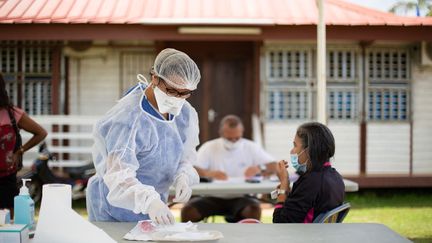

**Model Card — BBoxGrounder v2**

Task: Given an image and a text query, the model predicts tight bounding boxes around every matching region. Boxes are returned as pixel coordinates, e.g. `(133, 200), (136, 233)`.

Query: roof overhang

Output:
(1, 24), (432, 42)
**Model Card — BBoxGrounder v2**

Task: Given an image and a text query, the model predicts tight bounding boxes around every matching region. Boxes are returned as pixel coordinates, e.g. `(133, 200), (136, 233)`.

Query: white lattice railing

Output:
(21, 115), (99, 167)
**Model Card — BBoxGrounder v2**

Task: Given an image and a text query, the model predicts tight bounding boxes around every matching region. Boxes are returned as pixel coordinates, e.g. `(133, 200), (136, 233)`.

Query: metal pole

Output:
(317, 0), (327, 124)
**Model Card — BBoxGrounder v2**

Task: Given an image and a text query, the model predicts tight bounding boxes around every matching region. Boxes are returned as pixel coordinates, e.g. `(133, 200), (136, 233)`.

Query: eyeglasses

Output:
(156, 77), (193, 98)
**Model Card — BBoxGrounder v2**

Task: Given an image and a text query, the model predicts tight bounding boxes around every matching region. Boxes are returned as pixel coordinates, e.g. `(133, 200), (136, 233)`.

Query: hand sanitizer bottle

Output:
(14, 178), (35, 231)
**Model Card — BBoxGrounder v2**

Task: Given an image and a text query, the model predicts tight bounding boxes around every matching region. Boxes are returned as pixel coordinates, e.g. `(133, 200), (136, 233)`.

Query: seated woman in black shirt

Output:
(273, 122), (345, 223)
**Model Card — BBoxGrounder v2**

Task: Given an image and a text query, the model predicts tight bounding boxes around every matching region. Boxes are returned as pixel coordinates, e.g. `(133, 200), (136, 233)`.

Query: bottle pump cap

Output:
(20, 178), (31, 195)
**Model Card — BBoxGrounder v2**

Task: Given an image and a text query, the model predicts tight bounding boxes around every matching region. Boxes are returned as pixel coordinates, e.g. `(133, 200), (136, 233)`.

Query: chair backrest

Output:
(313, 202), (351, 223)
(237, 218), (262, 224)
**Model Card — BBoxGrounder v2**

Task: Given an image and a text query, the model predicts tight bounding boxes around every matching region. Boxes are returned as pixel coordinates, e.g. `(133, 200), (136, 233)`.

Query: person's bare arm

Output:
(244, 166), (260, 177)
(193, 166), (227, 180)
(17, 113), (47, 153)
(244, 161), (278, 178)
(263, 162), (278, 176)
(275, 160), (290, 203)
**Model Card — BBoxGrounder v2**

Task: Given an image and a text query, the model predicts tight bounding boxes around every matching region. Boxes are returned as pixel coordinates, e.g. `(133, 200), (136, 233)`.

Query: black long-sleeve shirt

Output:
(273, 165), (345, 223)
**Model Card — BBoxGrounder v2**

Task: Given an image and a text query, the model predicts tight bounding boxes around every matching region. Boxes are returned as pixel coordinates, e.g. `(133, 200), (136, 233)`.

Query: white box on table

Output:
(0, 224), (29, 243)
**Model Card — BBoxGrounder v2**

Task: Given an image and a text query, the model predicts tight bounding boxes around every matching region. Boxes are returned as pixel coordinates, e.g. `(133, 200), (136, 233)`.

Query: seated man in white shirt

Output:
(181, 115), (277, 222)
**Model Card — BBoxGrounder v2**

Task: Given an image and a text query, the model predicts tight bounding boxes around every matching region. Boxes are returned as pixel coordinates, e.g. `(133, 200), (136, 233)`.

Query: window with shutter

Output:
(264, 45), (361, 121)
(1, 41), (56, 115)
(366, 47), (410, 121)
(265, 46), (313, 120)
(119, 50), (155, 97)
(326, 47), (360, 120)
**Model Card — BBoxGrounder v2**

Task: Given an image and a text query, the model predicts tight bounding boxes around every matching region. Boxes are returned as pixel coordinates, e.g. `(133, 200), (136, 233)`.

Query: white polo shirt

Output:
(194, 138), (275, 178)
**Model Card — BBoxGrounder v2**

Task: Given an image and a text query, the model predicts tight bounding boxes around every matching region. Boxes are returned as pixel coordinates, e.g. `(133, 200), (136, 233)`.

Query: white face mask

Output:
(223, 138), (241, 151)
(153, 87), (186, 116)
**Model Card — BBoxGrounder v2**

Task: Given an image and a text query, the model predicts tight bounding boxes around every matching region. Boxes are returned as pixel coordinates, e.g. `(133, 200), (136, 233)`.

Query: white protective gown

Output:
(86, 85), (199, 221)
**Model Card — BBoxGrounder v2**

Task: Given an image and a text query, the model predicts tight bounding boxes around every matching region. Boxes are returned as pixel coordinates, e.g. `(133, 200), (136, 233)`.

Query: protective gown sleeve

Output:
(173, 106), (200, 186)
(101, 116), (161, 215)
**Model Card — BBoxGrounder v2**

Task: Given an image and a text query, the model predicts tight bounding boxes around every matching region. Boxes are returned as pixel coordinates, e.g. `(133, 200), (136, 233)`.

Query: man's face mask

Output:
(223, 138), (241, 151)
(290, 149), (307, 173)
(153, 87), (186, 116)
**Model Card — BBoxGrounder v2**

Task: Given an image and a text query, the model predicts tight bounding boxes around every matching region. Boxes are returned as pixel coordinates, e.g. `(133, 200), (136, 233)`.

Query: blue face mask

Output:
(290, 149), (307, 173)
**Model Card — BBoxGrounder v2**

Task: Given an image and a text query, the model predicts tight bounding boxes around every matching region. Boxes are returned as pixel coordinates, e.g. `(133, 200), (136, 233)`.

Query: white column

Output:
(317, 0), (327, 124)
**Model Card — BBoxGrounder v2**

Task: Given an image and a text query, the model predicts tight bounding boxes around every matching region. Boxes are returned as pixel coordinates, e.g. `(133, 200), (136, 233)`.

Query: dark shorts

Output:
(0, 172), (19, 209)
(187, 196), (260, 223)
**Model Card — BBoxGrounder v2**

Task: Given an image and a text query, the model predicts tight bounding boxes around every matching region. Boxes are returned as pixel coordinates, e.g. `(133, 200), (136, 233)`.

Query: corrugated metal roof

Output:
(0, 0), (431, 26)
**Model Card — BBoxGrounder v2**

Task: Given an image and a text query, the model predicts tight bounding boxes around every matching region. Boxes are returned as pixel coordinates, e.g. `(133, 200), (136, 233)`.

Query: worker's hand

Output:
(244, 166), (261, 178)
(276, 160), (289, 186)
(173, 175), (192, 203)
(148, 198), (175, 225)
(12, 149), (23, 168)
(207, 170), (228, 180)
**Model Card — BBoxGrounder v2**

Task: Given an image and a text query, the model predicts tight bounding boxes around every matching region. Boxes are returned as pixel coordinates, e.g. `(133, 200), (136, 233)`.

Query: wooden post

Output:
(359, 41), (372, 176)
(51, 44), (61, 115)
(17, 41), (23, 108)
(51, 44), (61, 161)
(253, 42), (262, 116)
(63, 56), (70, 160)
(201, 58), (211, 142)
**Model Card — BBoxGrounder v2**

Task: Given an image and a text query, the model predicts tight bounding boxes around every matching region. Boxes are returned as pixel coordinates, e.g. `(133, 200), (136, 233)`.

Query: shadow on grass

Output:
(346, 188), (432, 209)
(411, 237), (432, 243)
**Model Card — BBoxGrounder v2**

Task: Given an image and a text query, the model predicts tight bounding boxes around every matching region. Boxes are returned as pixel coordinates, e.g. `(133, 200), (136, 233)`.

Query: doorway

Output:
(164, 42), (255, 144)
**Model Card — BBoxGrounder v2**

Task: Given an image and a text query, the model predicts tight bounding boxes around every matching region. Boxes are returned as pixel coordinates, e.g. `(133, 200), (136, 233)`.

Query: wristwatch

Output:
(271, 189), (286, 199)
(259, 165), (267, 173)
(276, 189), (286, 196)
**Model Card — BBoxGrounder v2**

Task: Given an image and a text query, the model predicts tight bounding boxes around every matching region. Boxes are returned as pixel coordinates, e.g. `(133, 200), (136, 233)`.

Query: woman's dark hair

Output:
(296, 122), (335, 172)
(0, 73), (14, 109)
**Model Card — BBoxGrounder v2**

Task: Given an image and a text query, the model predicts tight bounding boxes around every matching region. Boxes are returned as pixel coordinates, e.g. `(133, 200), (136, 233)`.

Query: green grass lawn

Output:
(343, 189), (432, 243)
(66, 189), (432, 243)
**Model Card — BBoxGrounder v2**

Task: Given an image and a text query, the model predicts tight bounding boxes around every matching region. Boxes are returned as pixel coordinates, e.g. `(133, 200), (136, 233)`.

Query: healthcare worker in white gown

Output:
(86, 48), (201, 224)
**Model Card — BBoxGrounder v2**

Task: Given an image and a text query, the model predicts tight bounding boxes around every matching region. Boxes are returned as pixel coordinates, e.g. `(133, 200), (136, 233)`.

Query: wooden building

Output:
(1, 0), (432, 187)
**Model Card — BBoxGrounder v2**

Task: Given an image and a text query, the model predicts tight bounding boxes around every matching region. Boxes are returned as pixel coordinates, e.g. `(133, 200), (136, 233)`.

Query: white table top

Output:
(92, 222), (411, 243)
(169, 178), (358, 196)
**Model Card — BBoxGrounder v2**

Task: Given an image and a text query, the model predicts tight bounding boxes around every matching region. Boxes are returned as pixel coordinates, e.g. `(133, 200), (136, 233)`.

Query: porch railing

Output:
(21, 115), (99, 167)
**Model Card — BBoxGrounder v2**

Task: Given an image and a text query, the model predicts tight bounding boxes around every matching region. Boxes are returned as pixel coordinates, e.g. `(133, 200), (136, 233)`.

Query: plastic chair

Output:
(238, 218), (261, 224)
(313, 202), (351, 223)
(203, 217), (262, 223)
